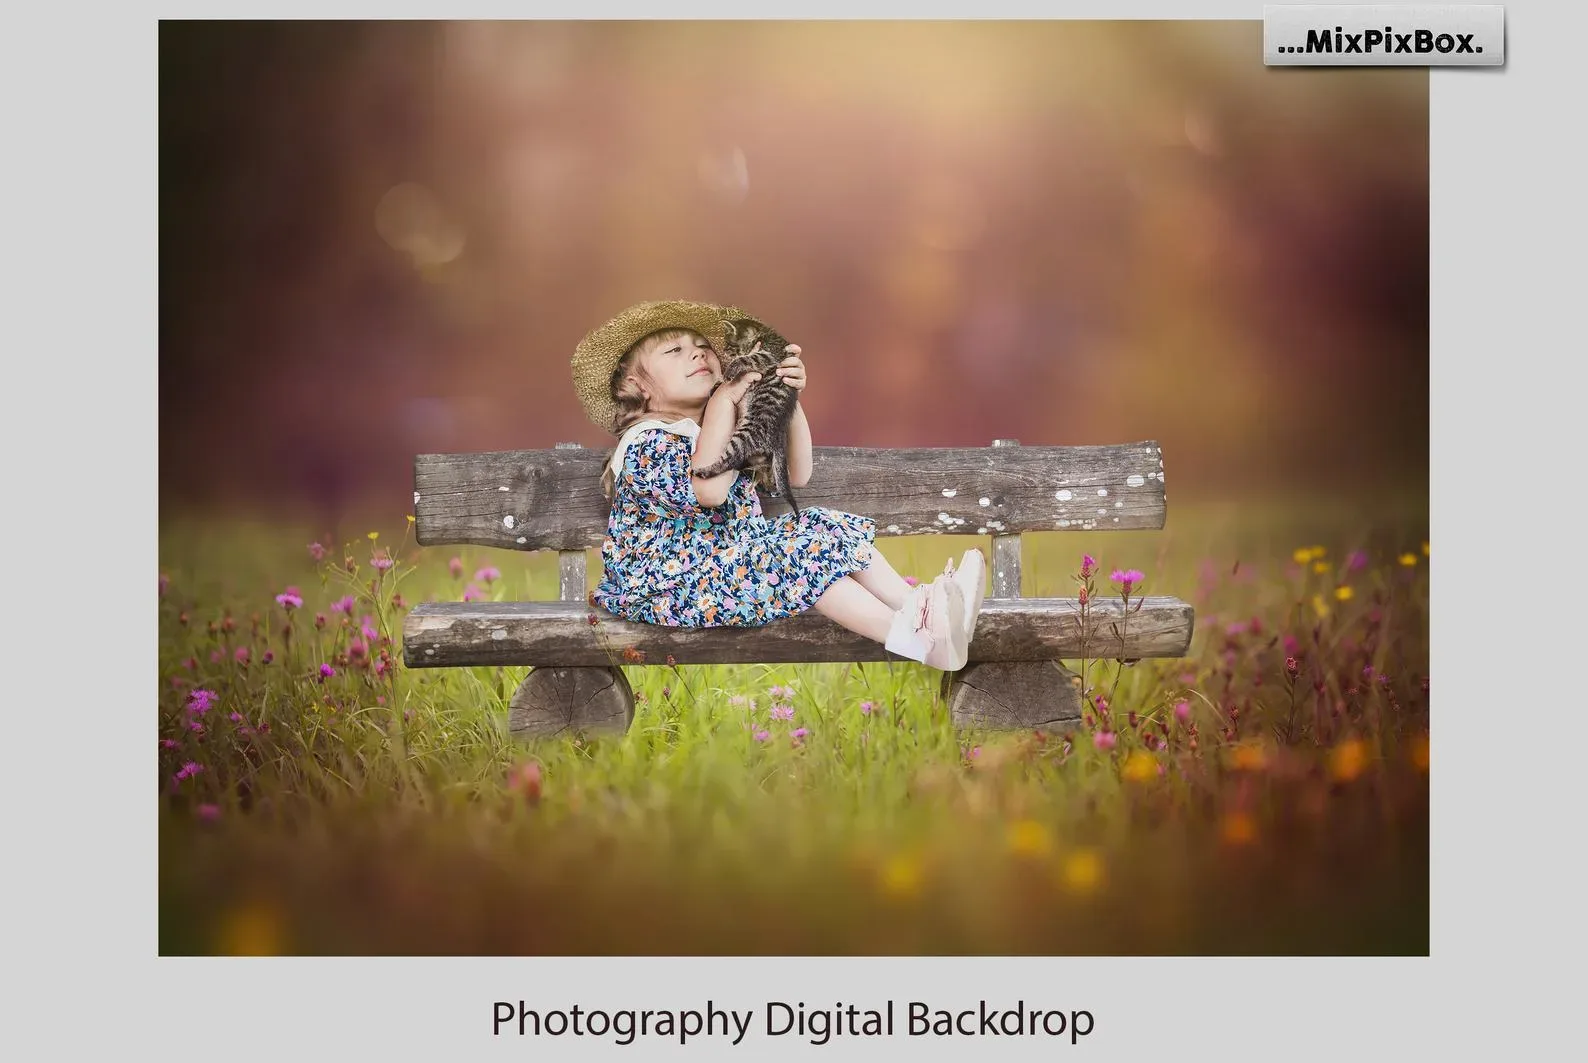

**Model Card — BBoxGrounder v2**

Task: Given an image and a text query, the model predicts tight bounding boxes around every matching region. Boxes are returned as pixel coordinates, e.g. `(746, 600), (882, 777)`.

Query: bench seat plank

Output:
(402, 595), (1194, 668)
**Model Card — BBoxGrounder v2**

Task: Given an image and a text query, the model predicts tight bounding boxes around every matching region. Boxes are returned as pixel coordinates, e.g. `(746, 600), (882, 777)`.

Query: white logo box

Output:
(1265, 5), (1506, 66)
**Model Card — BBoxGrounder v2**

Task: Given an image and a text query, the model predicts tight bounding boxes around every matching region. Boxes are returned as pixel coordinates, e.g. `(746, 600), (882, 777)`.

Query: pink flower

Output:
(196, 804), (221, 822)
(791, 727), (809, 739)
(767, 684), (796, 699)
(1173, 700), (1191, 723)
(903, 576), (918, 587)
(160, 738), (180, 750)
(308, 542), (327, 561)
(374, 659), (390, 677)
(1110, 569), (1146, 594)
(475, 566), (500, 584)
(331, 595), (356, 615)
(770, 704), (794, 721)
(1081, 554), (1097, 578)
(209, 650), (224, 664)
(275, 587), (303, 610)
(371, 553), (394, 572)
(262, 650), (274, 665)
(753, 729), (771, 742)
(462, 583), (483, 602)
(174, 761), (205, 781)
(728, 695), (748, 707)
(448, 557), (464, 578)
(234, 646), (250, 664)
(229, 712), (244, 724)
(361, 617), (379, 641)
(859, 700), (874, 715)
(969, 745), (981, 759)
(189, 721), (204, 733)
(1346, 550), (1370, 572)
(348, 638), (368, 660)
(319, 663), (336, 679)
(1093, 731), (1117, 751)
(187, 689), (217, 715)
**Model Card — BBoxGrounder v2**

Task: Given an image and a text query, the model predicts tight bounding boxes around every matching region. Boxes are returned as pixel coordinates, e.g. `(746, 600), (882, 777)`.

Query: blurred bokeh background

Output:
(159, 20), (1427, 528)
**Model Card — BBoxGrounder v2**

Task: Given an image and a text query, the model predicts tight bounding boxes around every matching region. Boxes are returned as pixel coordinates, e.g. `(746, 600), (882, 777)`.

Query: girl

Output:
(571, 299), (986, 670)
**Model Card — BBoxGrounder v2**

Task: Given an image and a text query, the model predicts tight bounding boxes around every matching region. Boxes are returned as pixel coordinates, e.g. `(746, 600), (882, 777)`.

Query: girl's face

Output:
(637, 330), (721, 414)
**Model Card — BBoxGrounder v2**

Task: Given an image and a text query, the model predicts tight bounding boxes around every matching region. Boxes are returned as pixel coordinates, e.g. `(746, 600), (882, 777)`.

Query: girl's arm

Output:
(786, 402), (812, 489)
(692, 373), (761, 507)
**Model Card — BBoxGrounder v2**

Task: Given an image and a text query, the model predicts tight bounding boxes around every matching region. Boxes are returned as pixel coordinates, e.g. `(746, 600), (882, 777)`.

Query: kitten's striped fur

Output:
(692, 317), (803, 515)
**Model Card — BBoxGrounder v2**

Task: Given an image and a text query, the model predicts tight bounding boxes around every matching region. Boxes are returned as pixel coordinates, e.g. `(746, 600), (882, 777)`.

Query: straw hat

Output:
(571, 299), (746, 434)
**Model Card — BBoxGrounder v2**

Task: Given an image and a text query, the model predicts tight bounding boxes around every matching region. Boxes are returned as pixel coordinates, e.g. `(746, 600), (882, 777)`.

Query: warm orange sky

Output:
(160, 21), (1427, 520)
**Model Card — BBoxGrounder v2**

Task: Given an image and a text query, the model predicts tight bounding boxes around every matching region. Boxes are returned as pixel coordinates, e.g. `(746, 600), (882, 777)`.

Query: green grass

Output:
(157, 494), (1429, 955)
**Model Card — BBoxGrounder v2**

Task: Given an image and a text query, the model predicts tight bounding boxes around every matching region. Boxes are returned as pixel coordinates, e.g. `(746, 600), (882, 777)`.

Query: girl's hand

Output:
(775, 345), (806, 393)
(709, 371), (763, 417)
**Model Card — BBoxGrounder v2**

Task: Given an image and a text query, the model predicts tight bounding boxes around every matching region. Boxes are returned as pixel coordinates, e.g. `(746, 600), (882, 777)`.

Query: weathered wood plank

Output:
(413, 440), (1168, 552)
(402, 596), (1195, 668)
(989, 439), (1023, 597)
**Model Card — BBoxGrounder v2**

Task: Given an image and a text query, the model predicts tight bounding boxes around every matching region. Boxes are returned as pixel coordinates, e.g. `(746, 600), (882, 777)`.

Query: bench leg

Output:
(943, 661), (1084, 732)
(507, 666), (635, 739)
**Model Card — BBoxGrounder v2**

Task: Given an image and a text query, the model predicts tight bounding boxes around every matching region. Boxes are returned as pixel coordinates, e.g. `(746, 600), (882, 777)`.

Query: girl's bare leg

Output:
(812, 575), (897, 643)
(848, 544), (916, 611)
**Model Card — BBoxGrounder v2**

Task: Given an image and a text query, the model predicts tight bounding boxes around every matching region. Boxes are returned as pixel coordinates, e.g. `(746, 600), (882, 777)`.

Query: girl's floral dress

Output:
(591, 424), (877, 627)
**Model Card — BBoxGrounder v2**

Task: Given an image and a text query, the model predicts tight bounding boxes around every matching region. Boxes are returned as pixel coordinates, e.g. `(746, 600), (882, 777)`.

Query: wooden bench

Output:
(403, 438), (1196, 739)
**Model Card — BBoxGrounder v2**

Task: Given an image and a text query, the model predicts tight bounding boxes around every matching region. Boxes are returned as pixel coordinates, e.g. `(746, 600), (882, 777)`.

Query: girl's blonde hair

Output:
(599, 327), (698, 498)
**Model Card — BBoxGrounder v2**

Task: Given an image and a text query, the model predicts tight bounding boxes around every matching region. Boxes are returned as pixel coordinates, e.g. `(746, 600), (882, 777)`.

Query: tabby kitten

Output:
(692, 317), (803, 514)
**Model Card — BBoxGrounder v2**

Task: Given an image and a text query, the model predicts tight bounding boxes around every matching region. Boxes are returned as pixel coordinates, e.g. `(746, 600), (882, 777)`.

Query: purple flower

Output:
(1110, 569), (1146, 594)
(1081, 554), (1097, 578)
(331, 595), (356, 615)
(308, 542), (327, 561)
(160, 738), (180, 750)
(175, 761), (205, 781)
(791, 727), (809, 739)
(187, 688), (217, 715)
(371, 553), (394, 572)
(196, 804), (221, 821)
(770, 704), (794, 721)
(753, 729), (771, 742)
(1093, 731), (1117, 751)
(229, 711), (245, 724)
(361, 617), (379, 641)
(859, 700), (875, 715)
(1173, 700), (1191, 723)
(275, 587), (303, 610)
(319, 663), (336, 679)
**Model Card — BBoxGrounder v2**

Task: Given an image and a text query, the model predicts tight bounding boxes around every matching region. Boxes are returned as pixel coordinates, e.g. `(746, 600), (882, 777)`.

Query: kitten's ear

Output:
(722, 320), (738, 342)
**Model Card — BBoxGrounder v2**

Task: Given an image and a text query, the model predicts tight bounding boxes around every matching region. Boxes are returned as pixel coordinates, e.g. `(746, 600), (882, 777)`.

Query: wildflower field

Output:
(158, 493), (1429, 956)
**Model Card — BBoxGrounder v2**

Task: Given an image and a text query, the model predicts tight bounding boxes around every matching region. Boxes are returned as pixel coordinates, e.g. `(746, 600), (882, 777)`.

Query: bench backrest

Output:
(414, 438), (1166, 551)
(414, 438), (1167, 603)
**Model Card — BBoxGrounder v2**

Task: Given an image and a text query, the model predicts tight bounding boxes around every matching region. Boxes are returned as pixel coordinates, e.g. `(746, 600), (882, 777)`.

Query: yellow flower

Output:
(1060, 849), (1104, 893)
(1312, 560), (1330, 574)
(1220, 811), (1257, 846)
(215, 900), (288, 956)
(1121, 751), (1158, 783)
(1329, 738), (1369, 782)
(406, 514), (416, 524)
(1334, 585), (1354, 601)
(1311, 594), (1330, 618)
(1006, 819), (1052, 857)
(879, 854), (923, 899)
(1293, 547), (1313, 564)
(367, 531), (380, 541)
(1228, 742), (1268, 772)
(1399, 553), (1418, 567)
